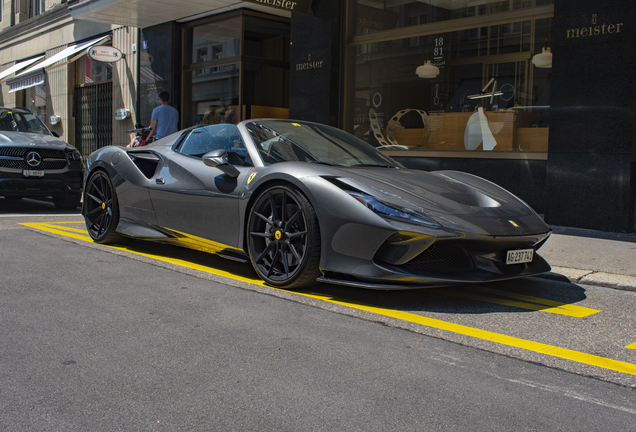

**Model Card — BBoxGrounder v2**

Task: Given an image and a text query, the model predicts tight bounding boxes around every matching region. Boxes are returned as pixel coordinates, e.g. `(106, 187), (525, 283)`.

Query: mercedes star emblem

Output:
(26, 151), (42, 167)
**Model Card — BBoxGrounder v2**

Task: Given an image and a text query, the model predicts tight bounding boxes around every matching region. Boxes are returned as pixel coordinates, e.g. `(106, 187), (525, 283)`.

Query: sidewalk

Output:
(537, 225), (636, 292)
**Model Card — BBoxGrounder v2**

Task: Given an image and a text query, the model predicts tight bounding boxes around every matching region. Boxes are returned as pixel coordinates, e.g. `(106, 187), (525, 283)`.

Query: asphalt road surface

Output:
(1, 198), (635, 431)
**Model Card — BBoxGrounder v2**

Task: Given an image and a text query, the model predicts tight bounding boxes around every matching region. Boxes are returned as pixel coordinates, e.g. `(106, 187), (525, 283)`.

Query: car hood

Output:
(0, 131), (70, 150)
(325, 166), (550, 236)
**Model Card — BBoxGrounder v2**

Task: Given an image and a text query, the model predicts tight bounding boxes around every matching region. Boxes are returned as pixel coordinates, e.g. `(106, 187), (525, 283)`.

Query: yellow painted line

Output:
(36, 221), (85, 224)
(473, 287), (601, 316)
(436, 287), (600, 318)
(21, 222), (93, 242)
(38, 222), (90, 235)
(20, 222), (265, 285)
(293, 290), (636, 376)
(22, 221), (636, 376)
(626, 342), (636, 350)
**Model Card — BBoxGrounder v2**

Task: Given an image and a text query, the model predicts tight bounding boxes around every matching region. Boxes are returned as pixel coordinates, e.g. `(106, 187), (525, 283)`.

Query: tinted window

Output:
(178, 124), (252, 166)
(0, 111), (49, 135)
(246, 120), (402, 168)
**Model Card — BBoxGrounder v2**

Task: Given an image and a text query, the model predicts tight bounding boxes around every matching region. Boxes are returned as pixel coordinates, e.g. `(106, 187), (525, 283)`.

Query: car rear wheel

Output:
(84, 170), (123, 244)
(53, 194), (81, 210)
(247, 185), (321, 289)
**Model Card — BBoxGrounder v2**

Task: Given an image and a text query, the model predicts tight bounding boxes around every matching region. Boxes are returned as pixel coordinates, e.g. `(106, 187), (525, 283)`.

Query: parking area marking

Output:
(39, 222), (91, 234)
(434, 286), (601, 317)
(21, 222), (264, 285)
(21, 221), (636, 377)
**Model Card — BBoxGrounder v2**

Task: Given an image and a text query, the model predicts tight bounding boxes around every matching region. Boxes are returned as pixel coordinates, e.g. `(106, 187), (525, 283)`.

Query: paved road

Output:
(1, 198), (635, 430)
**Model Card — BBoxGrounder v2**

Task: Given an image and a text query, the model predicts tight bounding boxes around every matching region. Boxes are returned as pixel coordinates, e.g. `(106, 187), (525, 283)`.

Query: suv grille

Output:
(0, 148), (68, 170)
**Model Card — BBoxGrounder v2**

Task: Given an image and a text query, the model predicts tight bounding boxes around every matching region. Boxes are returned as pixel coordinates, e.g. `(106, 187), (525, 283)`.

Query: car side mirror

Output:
(51, 131), (60, 138)
(203, 149), (240, 178)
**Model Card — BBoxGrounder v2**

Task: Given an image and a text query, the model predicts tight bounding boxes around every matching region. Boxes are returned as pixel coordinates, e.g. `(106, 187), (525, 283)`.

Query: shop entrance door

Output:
(75, 82), (112, 155)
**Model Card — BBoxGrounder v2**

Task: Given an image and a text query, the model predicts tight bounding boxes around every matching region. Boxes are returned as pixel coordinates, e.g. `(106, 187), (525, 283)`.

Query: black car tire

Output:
(247, 185), (321, 289)
(84, 170), (123, 244)
(53, 194), (81, 210)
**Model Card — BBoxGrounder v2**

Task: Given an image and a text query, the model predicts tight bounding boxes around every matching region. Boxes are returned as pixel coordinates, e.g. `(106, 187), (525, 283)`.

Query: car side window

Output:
(178, 124), (252, 166)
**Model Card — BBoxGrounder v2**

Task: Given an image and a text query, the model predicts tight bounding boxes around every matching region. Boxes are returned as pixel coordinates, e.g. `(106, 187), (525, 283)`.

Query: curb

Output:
(537, 266), (636, 293)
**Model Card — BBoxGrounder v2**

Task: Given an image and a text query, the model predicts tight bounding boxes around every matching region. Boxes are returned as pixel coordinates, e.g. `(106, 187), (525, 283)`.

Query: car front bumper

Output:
(0, 170), (83, 197)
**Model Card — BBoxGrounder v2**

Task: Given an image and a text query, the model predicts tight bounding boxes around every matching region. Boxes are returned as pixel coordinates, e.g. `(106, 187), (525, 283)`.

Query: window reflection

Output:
(349, 0), (553, 153)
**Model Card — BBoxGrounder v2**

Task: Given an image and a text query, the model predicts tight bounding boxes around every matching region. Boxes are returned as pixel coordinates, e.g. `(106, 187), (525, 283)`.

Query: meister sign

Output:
(566, 14), (624, 39)
(243, 0), (313, 14)
(295, 54), (324, 71)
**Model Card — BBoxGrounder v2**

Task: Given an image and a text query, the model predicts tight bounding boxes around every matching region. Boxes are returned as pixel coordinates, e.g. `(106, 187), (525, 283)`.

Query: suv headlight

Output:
(67, 151), (82, 161)
(349, 193), (441, 228)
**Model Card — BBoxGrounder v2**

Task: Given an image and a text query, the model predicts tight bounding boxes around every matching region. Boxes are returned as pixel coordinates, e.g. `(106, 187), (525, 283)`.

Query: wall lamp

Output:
(416, 60), (440, 78)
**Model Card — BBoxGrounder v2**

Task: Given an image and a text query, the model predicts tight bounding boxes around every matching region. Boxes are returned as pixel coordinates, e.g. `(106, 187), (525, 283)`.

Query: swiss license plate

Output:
(506, 248), (534, 265)
(23, 170), (44, 177)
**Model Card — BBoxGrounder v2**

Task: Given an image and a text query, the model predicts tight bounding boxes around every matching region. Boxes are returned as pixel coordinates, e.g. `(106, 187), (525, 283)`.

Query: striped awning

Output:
(0, 56), (45, 83)
(6, 35), (109, 93)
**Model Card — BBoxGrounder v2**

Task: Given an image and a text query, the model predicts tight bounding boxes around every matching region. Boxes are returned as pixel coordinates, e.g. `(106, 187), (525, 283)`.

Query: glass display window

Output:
(182, 10), (290, 129)
(346, 0), (553, 155)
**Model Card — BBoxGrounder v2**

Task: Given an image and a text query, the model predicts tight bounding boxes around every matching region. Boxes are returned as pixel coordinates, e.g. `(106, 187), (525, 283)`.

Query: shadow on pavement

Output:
(0, 197), (81, 215)
(119, 237), (590, 317)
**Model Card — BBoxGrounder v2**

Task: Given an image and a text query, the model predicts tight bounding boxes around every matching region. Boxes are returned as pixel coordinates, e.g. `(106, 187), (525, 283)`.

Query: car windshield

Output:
(246, 120), (402, 168)
(0, 110), (49, 135)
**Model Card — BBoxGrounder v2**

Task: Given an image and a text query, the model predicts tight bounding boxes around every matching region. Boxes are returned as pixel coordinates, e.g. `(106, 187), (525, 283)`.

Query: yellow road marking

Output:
(22, 221), (636, 376)
(20, 222), (265, 285)
(294, 290), (636, 376)
(38, 222), (90, 235)
(626, 342), (636, 350)
(434, 286), (601, 318)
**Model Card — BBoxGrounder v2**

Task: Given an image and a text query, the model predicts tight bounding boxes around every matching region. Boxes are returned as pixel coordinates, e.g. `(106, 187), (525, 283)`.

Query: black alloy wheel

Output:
(84, 170), (123, 244)
(247, 185), (321, 288)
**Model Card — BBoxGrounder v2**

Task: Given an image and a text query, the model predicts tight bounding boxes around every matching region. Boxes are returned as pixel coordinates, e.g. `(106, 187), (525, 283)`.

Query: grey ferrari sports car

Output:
(82, 119), (551, 289)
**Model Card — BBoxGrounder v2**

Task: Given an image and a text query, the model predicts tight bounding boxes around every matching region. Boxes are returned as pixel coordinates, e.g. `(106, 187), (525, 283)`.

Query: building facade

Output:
(1, 0), (634, 233)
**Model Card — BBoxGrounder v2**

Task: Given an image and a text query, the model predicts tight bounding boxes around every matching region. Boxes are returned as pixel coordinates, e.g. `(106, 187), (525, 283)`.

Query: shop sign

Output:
(432, 35), (447, 70)
(295, 54), (324, 71)
(243, 0), (313, 15)
(87, 46), (124, 63)
(565, 14), (625, 39)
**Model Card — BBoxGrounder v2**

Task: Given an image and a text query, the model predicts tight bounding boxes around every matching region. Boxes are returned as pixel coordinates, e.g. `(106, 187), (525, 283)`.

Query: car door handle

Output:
(156, 178), (165, 185)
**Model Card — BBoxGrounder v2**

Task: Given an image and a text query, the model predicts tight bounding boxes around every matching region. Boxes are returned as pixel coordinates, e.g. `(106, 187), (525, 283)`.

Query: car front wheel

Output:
(84, 170), (123, 244)
(247, 185), (321, 289)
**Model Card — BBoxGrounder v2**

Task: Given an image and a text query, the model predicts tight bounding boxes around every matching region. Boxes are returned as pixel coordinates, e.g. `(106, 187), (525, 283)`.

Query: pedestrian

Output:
(148, 91), (179, 141)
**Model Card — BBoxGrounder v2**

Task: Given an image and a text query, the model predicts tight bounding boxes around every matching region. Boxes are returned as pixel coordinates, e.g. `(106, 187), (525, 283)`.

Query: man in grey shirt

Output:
(148, 91), (179, 140)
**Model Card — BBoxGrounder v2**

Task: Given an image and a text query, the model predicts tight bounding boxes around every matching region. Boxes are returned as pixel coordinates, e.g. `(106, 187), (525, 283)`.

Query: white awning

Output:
(7, 35), (109, 93)
(69, 0), (289, 28)
(0, 56), (45, 83)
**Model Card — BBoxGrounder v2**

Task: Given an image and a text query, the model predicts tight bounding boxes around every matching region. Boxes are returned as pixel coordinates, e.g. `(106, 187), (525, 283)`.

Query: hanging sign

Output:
(87, 46), (124, 63)
(243, 0), (313, 15)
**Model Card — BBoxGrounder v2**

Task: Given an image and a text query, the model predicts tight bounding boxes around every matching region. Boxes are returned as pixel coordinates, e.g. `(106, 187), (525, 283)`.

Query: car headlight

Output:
(349, 193), (441, 228)
(67, 151), (82, 161)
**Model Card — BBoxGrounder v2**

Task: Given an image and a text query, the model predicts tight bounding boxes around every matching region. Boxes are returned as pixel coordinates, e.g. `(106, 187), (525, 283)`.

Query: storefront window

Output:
(24, 83), (47, 125)
(186, 64), (240, 126)
(347, 0), (553, 154)
(183, 16), (241, 127)
(76, 53), (112, 85)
